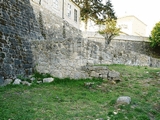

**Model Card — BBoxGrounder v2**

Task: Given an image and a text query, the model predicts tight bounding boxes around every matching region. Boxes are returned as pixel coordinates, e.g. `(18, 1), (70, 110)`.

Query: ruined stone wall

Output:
(0, 0), (82, 81)
(31, 38), (160, 79)
(0, 0), (160, 82)
(31, 38), (88, 79)
(0, 0), (41, 80)
(86, 39), (160, 67)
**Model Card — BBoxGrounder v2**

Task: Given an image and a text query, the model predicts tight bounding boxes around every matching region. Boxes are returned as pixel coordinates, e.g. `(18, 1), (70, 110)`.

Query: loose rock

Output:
(13, 79), (21, 85)
(43, 78), (54, 83)
(117, 96), (131, 104)
(21, 81), (31, 86)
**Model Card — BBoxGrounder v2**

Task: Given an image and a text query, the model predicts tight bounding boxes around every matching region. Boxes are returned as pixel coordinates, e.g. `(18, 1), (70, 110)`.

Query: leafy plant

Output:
(99, 19), (121, 47)
(149, 21), (160, 47)
(72, 0), (104, 31)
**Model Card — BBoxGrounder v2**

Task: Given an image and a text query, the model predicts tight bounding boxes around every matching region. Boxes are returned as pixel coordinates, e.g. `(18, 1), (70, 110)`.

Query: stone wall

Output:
(0, 0), (82, 81)
(86, 39), (160, 67)
(31, 38), (89, 79)
(0, 0), (160, 82)
(0, 0), (40, 80)
(31, 37), (160, 79)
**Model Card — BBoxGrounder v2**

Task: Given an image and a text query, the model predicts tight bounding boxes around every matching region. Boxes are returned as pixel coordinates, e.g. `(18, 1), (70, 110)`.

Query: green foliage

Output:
(32, 71), (53, 80)
(100, 0), (117, 22)
(149, 21), (160, 47)
(72, 0), (117, 31)
(97, 0), (119, 47)
(72, 0), (104, 30)
(99, 19), (120, 46)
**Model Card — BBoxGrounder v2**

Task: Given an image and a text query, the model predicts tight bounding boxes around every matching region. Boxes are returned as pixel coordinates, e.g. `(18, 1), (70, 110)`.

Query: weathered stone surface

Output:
(13, 79), (21, 85)
(30, 77), (36, 81)
(117, 96), (131, 104)
(1, 0), (160, 80)
(84, 82), (95, 87)
(21, 81), (31, 86)
(37, 81), (42, 84)
(96, 118), (104, 120)
(2, 79), (13, 86)
(108, 70), (120, 80)
(0, 76), (4, 86)
(43, 78), (54, 83)
(90, 71), (100, 78)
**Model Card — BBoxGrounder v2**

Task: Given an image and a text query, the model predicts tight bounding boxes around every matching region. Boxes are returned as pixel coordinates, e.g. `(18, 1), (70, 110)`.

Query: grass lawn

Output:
(0, 64), (160, 120)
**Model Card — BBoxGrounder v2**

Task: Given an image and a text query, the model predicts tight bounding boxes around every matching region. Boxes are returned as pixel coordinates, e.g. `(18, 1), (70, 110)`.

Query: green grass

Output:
(0, 64), (160, 120)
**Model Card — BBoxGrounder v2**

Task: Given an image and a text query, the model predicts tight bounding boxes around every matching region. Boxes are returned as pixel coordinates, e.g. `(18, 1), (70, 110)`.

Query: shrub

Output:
(149, 21), (160, 47)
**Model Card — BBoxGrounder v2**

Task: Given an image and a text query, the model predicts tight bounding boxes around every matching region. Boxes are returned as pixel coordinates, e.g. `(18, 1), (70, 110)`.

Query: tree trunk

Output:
(84, 17), (88, 31)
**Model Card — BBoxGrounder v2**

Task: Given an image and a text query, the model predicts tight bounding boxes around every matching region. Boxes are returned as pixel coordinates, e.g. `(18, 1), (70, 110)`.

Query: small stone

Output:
(21, 81), (31, 86)
(13, 79), (21, 85)
(84, 82), (94, 87)
(37, 81), (42, 84)
(117, 96), (131, 104)
(96, 118), (104, 120)
(43, 78), (54, 83)
(30, 77), (36, 81)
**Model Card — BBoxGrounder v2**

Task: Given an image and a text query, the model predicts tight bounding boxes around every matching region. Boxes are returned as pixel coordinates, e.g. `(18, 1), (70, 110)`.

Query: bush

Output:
(149, 21), (160, 47)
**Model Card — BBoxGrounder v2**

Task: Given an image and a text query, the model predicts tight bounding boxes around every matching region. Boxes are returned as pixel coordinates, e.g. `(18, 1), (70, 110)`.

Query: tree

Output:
(99, 19), (120, 47)
(102, 0), (117, 21)
(72, 0), (104, 31)
(98, 0), (120, 47)
(149, 21), (160, 47)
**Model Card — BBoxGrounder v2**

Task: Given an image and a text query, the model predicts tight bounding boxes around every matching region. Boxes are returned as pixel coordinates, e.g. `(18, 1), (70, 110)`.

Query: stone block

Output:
(43, 78), (54, 83)
(90, 71), (99, 78)
(117, 96), (131, 104)
(108, 70), (120, 80)
(13, 79), (21, 85)
(21, 81), (31, 86)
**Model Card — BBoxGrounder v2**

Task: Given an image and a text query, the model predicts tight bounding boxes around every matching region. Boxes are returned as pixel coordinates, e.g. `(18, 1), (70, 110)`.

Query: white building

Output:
(31, 0), (80, 29)
(117, 15), (147, 36)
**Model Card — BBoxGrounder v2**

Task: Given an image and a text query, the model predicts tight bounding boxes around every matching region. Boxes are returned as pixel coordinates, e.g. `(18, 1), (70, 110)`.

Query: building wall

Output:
(117, 16), (147, 36)
(31, 0), (80, 29)
(132, 17), (146, 36)
(80, 19), (100, 32)
(30, 0), (82, 39)
(64, 0), (80, 29)
(117, 18), (132, 35)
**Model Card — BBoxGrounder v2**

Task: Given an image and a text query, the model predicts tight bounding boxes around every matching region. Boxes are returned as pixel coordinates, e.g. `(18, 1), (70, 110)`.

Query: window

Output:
(74, 9), (77, 22)
(67, 3), (71, 18)
(53, 0), (58, 9)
